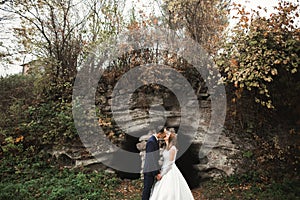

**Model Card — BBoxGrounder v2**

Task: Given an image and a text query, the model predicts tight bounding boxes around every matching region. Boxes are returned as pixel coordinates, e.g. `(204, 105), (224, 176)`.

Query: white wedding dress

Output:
(150, 146), (195, 200)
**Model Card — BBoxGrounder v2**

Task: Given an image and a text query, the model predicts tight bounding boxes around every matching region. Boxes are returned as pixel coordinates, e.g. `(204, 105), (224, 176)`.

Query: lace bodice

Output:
(160, 146), (177, 176)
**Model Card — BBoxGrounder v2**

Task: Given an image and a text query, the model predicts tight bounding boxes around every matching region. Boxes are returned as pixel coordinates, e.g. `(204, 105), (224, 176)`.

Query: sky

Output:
(0, 0), (298, 77)
(0, 11), (24, 77)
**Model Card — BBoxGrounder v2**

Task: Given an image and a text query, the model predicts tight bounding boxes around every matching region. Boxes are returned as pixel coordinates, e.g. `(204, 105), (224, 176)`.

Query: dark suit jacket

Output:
(143, 135), (160, 177)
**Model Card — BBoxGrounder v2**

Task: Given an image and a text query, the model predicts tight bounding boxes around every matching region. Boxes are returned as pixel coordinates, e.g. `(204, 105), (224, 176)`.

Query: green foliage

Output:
(0, 74), (34, 119)
(0, 75), (35, 160)
(217, 1), (300, 109)
(0, 75), (77, 165)
(242, 151), (253, 158)
(24, 101), (77, 145)
(0, 73), (129, 199)
(200, 171), (300, 199)
(0, 134), (125, 199)
(0, 161), (123, 200)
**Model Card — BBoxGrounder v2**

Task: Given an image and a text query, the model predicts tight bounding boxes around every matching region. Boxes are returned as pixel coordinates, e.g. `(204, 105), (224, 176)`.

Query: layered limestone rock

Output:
(50, 82), (238, 186)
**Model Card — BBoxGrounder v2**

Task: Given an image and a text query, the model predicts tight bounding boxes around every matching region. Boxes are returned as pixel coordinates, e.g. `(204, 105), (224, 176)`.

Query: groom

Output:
(142, 129), (166, 200)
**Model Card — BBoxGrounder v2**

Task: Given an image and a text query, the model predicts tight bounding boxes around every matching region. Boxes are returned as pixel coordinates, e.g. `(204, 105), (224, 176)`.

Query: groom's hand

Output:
(156, 174), (162, 180)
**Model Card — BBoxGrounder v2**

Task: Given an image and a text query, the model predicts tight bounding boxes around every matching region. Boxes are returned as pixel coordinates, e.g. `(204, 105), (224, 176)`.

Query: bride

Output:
(150, 128), (195, 200)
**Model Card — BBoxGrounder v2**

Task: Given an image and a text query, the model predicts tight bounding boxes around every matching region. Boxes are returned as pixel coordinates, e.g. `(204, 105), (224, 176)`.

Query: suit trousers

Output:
(142, 173), (155, 200)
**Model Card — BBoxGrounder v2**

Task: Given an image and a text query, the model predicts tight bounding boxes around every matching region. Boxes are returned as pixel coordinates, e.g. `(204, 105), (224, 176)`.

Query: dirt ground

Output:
(117, 179), (207, 200)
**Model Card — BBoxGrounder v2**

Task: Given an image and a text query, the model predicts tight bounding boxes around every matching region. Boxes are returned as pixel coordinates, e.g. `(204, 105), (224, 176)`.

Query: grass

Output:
(197, 171), (300, 200)
(0, 165), (125, 200)
(0, 155), (299, 200)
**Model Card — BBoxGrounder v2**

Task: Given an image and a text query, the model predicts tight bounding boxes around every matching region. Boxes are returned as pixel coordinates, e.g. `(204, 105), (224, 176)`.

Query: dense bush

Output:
(216, 2), (299, 188)
(0, 74), (125, 199)
(2, 75), (75, 130)
(0, 75), (78, 172)
(23, 101), (77, 146)
(217, 1), (300, 110)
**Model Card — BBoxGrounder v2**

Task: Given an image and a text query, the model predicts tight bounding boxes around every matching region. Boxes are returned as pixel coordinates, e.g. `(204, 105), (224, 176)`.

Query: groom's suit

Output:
(142, 135), (160, 200)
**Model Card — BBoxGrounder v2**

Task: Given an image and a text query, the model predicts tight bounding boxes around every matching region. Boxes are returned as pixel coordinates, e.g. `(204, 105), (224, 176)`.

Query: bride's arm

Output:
(169, 147), (176, 162)
(160, 147), (176, 177)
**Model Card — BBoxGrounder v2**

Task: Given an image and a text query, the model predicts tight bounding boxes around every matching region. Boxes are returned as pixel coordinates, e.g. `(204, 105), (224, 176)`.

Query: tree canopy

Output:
(216, 1), (300, 109)
(162, 0), (230, 54)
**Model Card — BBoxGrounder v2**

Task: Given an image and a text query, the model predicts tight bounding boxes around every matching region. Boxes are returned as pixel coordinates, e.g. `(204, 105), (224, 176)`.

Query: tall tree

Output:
(161, 0), (230, 54)
(1, 0), (87, 100)
(1, 0), (125, 101)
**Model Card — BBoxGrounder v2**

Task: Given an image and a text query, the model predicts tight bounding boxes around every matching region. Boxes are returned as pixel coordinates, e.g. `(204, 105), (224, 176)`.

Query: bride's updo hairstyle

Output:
(166, 128), (177, 150)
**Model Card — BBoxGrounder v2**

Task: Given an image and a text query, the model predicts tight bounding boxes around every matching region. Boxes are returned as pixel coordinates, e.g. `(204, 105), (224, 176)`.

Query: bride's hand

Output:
(156, 174), (162, 181)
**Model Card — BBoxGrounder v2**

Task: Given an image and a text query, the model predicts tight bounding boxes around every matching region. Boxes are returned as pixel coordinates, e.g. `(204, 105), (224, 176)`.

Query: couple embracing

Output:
(142, 128), (194, 200)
